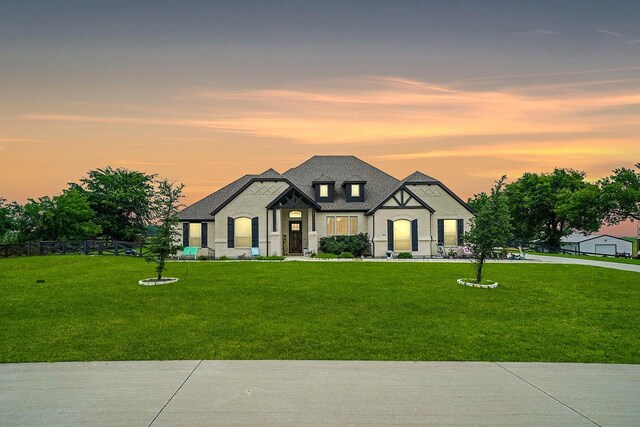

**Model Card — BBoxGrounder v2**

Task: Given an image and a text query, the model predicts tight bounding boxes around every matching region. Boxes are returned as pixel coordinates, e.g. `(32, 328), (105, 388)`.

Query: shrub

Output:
(318, 233), (370, 256)
(218, 255), (229, 261)
(315, 252), (338, 259)
(254, 256), (285, 261)
(197, 255), (208, 261)
(338, 251), (354, 258)
(397, 252), (413, 259)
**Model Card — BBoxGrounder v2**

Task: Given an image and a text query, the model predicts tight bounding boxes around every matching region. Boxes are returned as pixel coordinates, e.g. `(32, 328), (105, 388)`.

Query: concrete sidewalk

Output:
(1, 361), (639, 426)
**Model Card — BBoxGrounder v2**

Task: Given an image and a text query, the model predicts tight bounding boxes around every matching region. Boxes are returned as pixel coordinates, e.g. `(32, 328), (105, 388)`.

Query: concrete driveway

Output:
(526, 254), (640, 273)
(1, 360), (638, 426)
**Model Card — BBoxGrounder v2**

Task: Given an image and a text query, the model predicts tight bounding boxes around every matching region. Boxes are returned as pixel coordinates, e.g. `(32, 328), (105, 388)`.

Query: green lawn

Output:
(529, 251), (640, 265)
(1, 256), (639, 363)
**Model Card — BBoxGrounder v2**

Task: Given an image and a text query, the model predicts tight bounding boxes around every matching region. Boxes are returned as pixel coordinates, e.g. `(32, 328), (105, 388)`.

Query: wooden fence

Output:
(0, 240), (149, 258)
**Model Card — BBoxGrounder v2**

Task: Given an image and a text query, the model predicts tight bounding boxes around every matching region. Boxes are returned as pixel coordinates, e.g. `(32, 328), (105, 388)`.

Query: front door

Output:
(289, 221), (302, 254)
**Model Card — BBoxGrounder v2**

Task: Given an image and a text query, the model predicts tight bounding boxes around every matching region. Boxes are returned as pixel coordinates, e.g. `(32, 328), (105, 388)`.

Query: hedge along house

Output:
(177, 156), (474, 258)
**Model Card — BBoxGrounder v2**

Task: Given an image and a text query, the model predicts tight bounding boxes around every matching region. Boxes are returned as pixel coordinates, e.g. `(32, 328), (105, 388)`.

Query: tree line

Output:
(467, 163), (640, 250)
(0, 167), (161, 244)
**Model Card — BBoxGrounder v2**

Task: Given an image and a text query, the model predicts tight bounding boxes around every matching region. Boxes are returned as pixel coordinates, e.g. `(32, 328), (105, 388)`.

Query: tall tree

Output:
(13, 188), (101, 242)
(467, 192), (489, 212)
(144, 179), (185, 281)
(465, 176), (512, 283)
(0, 198), (13, 243)
(504, 168), (603, 249)
(598, 163), (640, 225)
(73, 167), (155, 241)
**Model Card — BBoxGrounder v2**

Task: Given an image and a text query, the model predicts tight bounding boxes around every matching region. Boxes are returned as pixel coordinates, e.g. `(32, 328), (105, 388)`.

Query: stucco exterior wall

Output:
(406, 184), (473, 254)
(213, 180), (287, 258)
(371, 208), (432, 257)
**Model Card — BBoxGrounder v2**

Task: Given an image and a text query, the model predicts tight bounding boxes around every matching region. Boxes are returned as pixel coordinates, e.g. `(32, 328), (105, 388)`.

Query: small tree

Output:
(465, 176), (512, 283)
(144, 179), (184, 281)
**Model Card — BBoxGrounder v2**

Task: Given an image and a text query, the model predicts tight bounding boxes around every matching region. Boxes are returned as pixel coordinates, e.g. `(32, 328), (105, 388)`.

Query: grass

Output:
(529, 251), (640, 265)
(1, 256), (639, 363)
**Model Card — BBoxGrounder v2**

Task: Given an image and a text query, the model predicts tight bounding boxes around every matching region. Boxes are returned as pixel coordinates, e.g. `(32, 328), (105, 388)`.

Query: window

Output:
(326, 216), (335, 237)
(351, 184), (360, 197)
(326, 215), (358, 236)
(336, 216), (348, 235)
(444, 219), (458, 246)
(235, 217), (252, 248)
(289, 210), (302, 218)
(319, 184), (329, 198)
(350, 216), (358, 234)
(393, 220), (411, 251)
(290, 223), (300, 231)
(189, 223), (201, 247)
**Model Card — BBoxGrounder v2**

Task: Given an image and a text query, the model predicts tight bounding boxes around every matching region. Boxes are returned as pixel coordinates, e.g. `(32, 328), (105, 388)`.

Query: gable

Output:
(406, 184), (474, 215)
(382, 188), (425, 208)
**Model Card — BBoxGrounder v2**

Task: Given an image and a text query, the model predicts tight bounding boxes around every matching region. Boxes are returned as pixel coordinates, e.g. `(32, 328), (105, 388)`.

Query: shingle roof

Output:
(403, 171), (438, 184)
(283, 155), (399, 211)
(178, 168), (285, 220)
(178, 174), (255, 220)
(179, 155), (471, 219)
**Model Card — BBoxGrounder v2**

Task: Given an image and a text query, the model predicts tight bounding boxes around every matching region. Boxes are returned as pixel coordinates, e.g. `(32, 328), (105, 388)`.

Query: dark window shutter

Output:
(437, 219), (444, 245)
(387, 220), (394, 251)
(183, 223), (189, 247)
(411, 219), (418, 251)
(457, 219), (464, 245)
(201, 223), (208, 248)
(227, 217), (234, 248)
(251, 217), (259, 247)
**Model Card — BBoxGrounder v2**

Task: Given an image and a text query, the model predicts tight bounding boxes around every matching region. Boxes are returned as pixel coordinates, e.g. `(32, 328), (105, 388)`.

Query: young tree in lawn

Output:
(72, 167), (156, 241)
(465, 176), (512, 283)
(144, 179), (185, 281)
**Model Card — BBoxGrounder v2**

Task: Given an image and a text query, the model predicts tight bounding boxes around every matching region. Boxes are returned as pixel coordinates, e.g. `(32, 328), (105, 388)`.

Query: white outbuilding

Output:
(561, 233), (633, 256)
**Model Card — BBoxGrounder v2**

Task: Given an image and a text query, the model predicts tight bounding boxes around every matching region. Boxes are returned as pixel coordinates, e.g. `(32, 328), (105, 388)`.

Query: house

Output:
(177, 155), (474, 258)
(561, 233), (633, 256)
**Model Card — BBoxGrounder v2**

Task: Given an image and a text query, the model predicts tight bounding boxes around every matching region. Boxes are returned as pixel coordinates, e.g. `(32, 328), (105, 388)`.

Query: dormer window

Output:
(350, 184), (361, 198)
(319, 184), (329, 198)
(343, 178), (366, 202)
(313, 176), (335, 202)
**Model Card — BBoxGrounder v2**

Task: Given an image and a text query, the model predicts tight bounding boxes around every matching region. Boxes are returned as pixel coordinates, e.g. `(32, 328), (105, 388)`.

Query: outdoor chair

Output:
(251, 247), (261, 258)
(123, 248), (139, 257)
(179, 246), (198, 260)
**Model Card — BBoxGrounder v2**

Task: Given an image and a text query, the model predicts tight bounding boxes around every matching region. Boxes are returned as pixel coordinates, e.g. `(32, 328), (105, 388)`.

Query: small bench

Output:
(179, 247), (199, 260)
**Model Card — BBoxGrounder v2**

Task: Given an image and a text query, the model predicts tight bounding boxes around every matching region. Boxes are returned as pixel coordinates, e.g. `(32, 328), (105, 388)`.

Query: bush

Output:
(315, 252), (338, 259)
(397, 252), (413, 259)
(218, 255), (229, 261)
(338, 251), (354, 258)
(254, 256), (285, 261)
(197, 255), (208, 261)
(319, 233), (370, 256)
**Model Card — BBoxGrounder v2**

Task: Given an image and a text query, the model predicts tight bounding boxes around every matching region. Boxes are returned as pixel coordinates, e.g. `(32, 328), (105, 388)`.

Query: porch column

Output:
(307, 208), (318, 254)
(269, 208), (282, 256)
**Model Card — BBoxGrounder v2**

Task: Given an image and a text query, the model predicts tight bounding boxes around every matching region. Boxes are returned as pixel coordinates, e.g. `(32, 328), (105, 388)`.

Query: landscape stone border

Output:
(457, 278), (498, 289)
(138, 277), (179, 286)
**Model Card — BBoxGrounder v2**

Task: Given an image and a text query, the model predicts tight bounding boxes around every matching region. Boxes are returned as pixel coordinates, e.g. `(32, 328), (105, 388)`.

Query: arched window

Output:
(393, 220), (411, 251)
(289, 210), (302, 218)
(235, 217), (252, 248)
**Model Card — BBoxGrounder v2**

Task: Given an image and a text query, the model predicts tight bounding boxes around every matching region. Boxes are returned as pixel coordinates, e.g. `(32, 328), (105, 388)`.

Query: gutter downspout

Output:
(266, 208), (269, 256)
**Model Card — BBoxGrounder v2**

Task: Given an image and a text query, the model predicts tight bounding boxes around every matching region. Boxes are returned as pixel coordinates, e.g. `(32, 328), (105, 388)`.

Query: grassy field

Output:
(1, 256), (639, 363)
(529, 251), (640, 265)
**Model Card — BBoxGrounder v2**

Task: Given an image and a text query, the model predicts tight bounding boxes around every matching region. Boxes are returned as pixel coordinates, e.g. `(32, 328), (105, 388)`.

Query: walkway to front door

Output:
(289, 221), (302, 254)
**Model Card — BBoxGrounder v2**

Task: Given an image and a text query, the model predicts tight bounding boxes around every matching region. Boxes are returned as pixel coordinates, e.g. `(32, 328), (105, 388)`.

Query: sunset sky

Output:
(1, 1), (638, 235)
